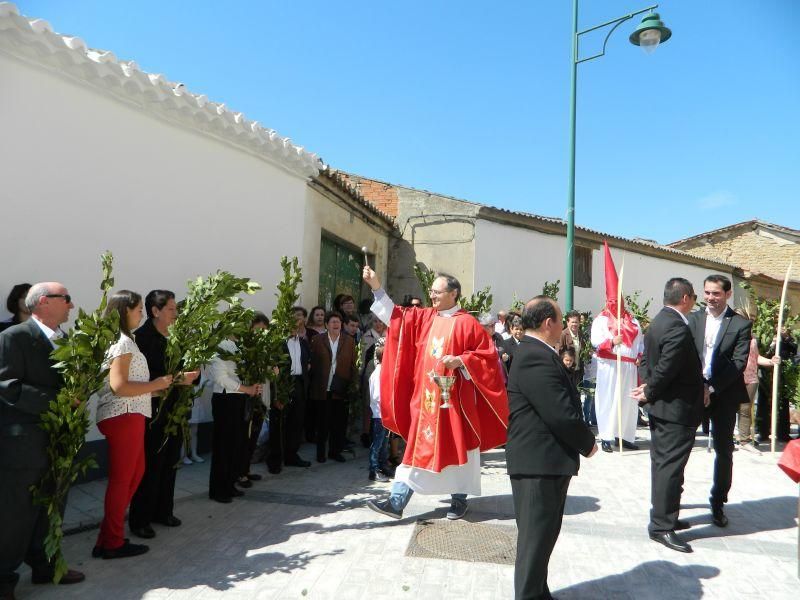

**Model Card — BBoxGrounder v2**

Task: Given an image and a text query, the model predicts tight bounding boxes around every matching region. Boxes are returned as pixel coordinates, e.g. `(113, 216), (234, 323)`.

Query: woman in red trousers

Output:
(93, 290), (174, 559)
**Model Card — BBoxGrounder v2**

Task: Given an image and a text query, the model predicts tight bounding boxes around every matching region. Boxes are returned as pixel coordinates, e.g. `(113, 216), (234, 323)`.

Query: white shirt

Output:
(369, 363), (382, 418)
(702, 308), (726, 379)
(96, 334), (152, 423)
(208, 339), (242, 394)
(494, 321), (506, 335)
(326, 334), (340, 391)
(31, 316), (63, 348)
(287, 335), (303, 376)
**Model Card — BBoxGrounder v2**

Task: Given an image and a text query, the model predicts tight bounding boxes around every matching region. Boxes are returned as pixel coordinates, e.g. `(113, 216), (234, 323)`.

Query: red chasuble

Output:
(380, 306), (508, 473)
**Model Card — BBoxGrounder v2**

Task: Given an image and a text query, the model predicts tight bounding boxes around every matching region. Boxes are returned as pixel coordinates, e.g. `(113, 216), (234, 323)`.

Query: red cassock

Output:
(380, 305), (509, 473)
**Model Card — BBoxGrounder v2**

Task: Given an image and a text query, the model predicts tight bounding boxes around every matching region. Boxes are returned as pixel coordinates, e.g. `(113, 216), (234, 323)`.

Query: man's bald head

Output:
(26, 282), (73, 328)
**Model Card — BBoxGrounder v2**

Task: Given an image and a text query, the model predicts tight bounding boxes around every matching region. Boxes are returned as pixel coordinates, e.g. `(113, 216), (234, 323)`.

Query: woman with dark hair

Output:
(306, 305), (326, 340)
(128, 290), (199, 539)
(0, 283), (32, 332)
(309, 311), (357, 463)
(93, 291), (173, 559)
(207, 322), (263, 503)
(333, 294), (356, 318)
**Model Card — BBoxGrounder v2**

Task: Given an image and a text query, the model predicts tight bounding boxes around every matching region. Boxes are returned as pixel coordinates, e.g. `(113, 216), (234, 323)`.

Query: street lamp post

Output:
(564, 3), (671, 311)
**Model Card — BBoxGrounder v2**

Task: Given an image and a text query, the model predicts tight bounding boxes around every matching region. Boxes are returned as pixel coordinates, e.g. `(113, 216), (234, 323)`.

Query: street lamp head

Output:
(629, 12), (672, 54)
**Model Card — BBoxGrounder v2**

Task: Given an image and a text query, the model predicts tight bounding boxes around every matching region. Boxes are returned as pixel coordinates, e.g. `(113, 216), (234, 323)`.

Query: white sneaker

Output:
(190, 454), (205, 463)
(182, 456), (193, 466)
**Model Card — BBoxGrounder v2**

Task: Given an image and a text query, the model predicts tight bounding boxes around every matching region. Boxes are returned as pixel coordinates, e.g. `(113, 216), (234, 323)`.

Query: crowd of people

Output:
(1, 265), (798, 600)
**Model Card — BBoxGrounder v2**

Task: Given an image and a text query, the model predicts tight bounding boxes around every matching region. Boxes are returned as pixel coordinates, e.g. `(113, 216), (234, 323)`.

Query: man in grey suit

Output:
(0, 282), (85, 599)
(506, 296), (597, 600)
(689, 274), (751, 528)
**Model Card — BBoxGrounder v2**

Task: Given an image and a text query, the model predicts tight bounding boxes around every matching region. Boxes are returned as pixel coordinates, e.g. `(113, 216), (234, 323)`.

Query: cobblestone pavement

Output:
(13, 428), (799, 599)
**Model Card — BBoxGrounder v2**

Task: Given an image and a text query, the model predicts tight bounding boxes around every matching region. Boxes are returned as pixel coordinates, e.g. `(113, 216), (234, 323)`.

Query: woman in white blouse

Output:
(207, 338), (262, 503)
(93, 291), (173, 560)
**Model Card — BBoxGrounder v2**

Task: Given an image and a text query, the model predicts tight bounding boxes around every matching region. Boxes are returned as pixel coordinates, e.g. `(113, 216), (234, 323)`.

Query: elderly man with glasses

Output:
(0, 283), (85, 599)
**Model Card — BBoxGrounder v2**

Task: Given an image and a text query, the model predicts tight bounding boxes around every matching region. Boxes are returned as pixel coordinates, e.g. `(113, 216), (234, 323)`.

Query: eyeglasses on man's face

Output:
(429, 288), (450, 296)
(46, 294), (72, 304)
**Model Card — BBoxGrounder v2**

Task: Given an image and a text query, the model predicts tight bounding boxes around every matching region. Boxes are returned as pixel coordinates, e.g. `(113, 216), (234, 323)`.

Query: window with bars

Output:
(575, 246), (592, 288)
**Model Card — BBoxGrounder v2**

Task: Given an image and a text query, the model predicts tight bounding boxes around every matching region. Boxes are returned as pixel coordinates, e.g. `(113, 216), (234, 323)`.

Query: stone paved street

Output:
(13, 429), (799, 599)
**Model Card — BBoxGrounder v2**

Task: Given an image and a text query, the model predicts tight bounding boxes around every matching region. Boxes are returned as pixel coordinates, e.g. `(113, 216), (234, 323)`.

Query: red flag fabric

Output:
(600, 241), (639, 347)
(778, 439), (800, 483)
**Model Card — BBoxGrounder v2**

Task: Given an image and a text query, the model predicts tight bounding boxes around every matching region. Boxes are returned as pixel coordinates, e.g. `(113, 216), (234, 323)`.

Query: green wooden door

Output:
(318, 236), (366, 309)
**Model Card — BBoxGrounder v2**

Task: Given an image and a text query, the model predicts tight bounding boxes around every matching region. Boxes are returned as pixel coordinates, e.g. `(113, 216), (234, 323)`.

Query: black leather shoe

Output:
(601, 440), (613, 453)
(329, 453), (346, 463)
(712, 506), (729, 527)
(130, 525), (156, 539)
(674, 519), (691, 531)
(31, 568), (86, 585)
(369, 470), (390, 482)
(366, 498), (403, 520)
(236, 478), (253, 488)
(380, 465), (396, 478)
(154, 515), (181, 527)
(616, 439), (640, 450)
(103, 541), (149, 560)
(246, 473), (263, 481)
(210, 495), (233, 503)
(230, 488), (244, 497)
(285, 458), (311, 468)
(649, 531), (692, 553)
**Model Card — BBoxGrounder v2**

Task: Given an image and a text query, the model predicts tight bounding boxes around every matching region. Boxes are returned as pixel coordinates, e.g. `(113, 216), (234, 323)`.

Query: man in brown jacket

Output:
(309, 312), (357, 463)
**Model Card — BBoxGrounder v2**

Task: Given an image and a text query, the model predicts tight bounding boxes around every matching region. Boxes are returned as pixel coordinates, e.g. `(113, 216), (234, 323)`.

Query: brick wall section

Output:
(339, 174), (399, 217)
(676, 225), (800, 281)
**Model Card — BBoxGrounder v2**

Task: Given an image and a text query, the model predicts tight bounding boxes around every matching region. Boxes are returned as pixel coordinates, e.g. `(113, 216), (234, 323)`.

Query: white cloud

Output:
(697, 191), (737, 210)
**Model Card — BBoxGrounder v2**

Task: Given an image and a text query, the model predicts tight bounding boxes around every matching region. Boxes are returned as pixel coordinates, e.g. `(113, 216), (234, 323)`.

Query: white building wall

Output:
(474, 219), (733, 315)
(0, 54), (311, 438)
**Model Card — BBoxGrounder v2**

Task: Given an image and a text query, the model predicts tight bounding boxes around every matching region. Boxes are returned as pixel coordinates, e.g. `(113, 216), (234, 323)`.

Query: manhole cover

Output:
(405, 519), (516, 565)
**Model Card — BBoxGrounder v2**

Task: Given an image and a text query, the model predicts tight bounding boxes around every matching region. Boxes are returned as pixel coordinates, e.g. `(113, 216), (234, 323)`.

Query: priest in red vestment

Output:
(363, 267), (508, 520)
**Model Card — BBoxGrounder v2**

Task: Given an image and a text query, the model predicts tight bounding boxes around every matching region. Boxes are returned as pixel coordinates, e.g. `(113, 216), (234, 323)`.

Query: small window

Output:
(575, 246), (592, 288)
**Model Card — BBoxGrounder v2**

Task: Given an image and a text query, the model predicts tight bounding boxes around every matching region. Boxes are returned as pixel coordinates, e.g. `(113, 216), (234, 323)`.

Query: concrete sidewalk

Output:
(14, 430), (800, 599)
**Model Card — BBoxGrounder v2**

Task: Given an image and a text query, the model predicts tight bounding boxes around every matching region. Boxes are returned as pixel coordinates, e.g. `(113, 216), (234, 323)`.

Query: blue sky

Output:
(17, 0), (799, 243)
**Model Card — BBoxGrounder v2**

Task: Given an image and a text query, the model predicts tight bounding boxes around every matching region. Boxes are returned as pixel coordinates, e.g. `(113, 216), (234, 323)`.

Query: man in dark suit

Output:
(267, 307), (312, 473)
(309, 312), (357, 463)
(0, 282), (85, 599)
(632, 278), (704, 553)
(689, 274), (751, 527)
(507, 296), (597, 600)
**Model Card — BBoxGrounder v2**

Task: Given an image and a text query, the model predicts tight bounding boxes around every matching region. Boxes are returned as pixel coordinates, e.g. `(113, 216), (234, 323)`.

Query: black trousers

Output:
(316, 392), (346, 459)
(0, 463), (56, 593)
(129, 397), (182, 529)
(209, 392), (246, 499)
(243, 408), (264, 473)
(267, 376), (306, 469)
(709, 397), (737, 507)
(305, 384), (317, 443)
(648, 415), (696, 533)
(755, 379), (791, 439)
(510, 475), (571, 600)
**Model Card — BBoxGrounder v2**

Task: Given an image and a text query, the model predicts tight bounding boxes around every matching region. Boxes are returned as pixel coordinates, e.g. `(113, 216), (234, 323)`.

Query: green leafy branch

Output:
(33, 251), (119, 583)
(159, 272), (261, 443)
(624, 291), (653, 330)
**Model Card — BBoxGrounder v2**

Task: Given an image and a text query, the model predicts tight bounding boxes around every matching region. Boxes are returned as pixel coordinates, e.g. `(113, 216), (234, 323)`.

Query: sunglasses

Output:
(46, 294), (72, 303)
